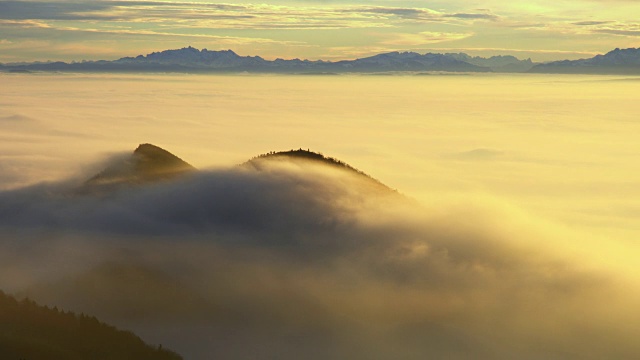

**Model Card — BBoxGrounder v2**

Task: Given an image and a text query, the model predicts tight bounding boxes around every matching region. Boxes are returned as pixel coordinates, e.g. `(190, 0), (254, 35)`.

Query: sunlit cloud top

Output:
(1, 0), (640, 62)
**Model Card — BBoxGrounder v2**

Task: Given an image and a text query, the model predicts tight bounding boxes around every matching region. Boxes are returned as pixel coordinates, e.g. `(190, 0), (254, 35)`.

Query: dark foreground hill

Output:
(0, 290), (182, 360)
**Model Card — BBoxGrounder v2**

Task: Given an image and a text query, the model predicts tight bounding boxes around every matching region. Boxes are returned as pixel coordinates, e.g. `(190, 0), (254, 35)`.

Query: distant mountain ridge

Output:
(4, 46), (639, 74)
(327, 51), (491, 72)
(530, 47), (640, 74)
(0, 46), (534, 74)
(445, 53), (534, 73)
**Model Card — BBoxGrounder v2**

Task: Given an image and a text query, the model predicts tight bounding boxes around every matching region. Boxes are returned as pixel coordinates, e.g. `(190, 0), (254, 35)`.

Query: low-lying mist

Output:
(1, 155), (639, 359)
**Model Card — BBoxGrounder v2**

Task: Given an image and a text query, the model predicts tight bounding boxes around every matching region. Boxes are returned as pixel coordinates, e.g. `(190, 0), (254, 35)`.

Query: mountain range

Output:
(0, 46), (530, 74)
(1, 46), (639, 75)
(529, 47), (640, 74)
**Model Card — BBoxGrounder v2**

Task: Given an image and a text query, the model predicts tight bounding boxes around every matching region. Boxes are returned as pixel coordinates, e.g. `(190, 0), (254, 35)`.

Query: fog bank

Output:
(0, 157), (638, 359)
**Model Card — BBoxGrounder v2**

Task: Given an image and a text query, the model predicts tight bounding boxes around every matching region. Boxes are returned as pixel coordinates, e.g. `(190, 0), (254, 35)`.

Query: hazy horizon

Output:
(1, 72), (640, 359)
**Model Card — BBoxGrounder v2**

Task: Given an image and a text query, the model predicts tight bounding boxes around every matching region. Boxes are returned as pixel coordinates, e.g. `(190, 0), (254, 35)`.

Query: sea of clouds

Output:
(2, 73), (640, 359)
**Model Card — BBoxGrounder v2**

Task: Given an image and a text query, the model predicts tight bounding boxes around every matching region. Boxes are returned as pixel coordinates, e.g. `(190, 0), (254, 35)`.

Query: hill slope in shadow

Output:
(0, 290), (182, 360)
(86, 143), (196, 185)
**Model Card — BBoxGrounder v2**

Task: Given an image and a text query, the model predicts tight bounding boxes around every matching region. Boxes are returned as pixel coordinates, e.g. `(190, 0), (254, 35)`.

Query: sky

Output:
(1, 0), (640, 62)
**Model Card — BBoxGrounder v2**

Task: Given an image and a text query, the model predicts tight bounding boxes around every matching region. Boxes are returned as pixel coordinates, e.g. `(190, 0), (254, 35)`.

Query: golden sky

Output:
(1, 0), (640, 62)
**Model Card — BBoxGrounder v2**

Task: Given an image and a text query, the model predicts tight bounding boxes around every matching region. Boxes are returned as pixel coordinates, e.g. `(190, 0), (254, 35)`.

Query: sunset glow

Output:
(1, 1), (640, 359)
(2, 0), (640, 62)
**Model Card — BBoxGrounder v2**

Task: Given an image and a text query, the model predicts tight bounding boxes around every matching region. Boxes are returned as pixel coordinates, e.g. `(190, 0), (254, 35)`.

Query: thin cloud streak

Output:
(379, 31), (472, 46)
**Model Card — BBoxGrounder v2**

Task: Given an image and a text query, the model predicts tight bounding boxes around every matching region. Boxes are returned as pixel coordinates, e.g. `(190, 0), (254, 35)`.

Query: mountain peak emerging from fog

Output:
(80, 144), (393, 194)
(244, 148), (392, 191)
(246, 148), (364, 171)
(84, 143), (196, 189)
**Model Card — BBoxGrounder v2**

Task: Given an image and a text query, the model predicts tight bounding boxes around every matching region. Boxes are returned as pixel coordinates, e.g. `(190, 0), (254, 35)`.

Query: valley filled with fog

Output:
(1, 73), (639, 359)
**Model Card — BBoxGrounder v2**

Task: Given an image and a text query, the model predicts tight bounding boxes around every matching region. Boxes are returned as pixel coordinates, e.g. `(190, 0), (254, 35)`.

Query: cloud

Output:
(346, 6), (442, 21)
(379, 31), (472, 46)
(0, 160), (32, 189)
(343, 6), (500, 24)
(572, 20), (614, 26)
(0, 1), (113, 20)
(445, 148), (504, 161)
(0, 1), (500, 32)
(0, 160), (393, 242)
(445, 13), (499, 20)
(593, 28), (640, 36)
(1, 156), (639, 359)
(0, 114), (35, 122)
(0, 1), (394, 30)
(0, 19), (51, 29)
(562, 20), (640, 37)
(53, 25), (306, 45)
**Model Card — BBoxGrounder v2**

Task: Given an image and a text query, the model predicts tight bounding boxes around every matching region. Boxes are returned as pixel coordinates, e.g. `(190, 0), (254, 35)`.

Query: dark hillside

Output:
(0, 290), (182, 360)
(244, 148), (393, 191)
(87, 143), (196, 185)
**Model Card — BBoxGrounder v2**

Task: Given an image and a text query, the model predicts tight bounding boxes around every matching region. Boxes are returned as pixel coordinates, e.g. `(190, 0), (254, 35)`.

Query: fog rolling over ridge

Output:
(1, 144), (639, 359)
